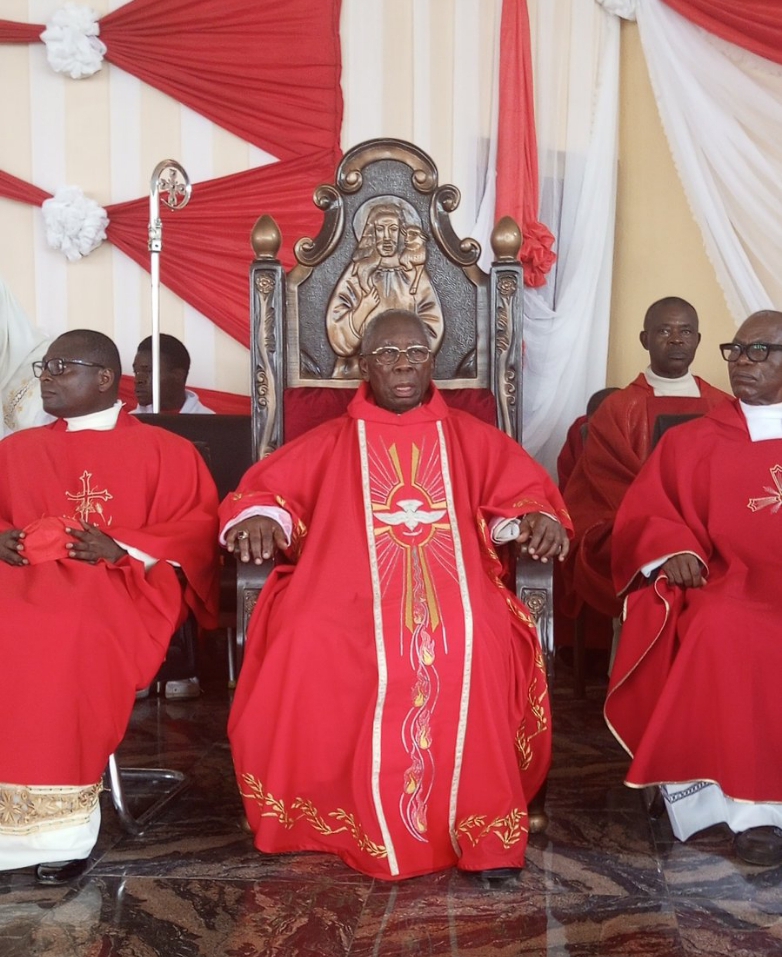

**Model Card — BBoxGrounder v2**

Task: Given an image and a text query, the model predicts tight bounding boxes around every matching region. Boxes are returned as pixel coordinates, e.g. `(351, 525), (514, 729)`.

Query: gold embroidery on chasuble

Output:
(747, 464), (782, 513)
(0, 783), (102, 835)
(240, 773), (387, 859)
(455, 808), (528, 849)
(369, 436), (459, 843)
(64, 470), (114, 525)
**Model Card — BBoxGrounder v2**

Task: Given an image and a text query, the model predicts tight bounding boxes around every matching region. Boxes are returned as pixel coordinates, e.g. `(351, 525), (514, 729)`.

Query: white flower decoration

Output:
(42, 186), (109, 262)
(41, 3), (107, 79)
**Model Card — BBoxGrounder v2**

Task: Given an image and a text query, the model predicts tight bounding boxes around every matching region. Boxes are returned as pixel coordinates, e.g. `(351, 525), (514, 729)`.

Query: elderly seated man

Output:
(606, 310), (782, 866)
(221, 308), (571, 882)
(0, 330), (218, 884)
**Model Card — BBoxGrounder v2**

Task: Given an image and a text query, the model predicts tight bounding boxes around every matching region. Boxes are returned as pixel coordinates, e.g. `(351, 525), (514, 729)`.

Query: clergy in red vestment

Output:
(606, 310), (782, 867)
(0, 330), (219, 883)
(221, 310), (572, 882)
(562, 297), (728, 625)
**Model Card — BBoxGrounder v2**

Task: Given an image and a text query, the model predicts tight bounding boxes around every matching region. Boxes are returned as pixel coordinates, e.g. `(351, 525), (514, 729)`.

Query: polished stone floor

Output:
(2, 646), (781, 957)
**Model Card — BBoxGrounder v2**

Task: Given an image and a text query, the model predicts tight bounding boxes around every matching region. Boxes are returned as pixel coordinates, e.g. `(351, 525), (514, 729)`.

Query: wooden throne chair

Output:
(235, 139), (554, 693)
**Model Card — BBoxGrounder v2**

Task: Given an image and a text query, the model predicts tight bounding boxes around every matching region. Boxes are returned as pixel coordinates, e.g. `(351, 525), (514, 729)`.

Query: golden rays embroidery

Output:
(369, 438), (458, 843)
(456, 809), (528, 849)
(240, 774), (387, 859)
(747, 465), (782, 513)
(65, 470), (113, 524)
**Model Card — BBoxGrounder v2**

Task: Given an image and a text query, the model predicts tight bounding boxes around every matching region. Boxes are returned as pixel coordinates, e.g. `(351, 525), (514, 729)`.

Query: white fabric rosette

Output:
(41, 186), (109, 262)
(41, 3), (107, 79)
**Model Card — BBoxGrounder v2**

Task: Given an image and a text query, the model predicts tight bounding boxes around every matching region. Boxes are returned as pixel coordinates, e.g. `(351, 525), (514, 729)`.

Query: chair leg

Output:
(573, 610), (587, 699)
(226, 626), (237, 689)
(105, 753), (189, 837)
(528, 779), (549, 834)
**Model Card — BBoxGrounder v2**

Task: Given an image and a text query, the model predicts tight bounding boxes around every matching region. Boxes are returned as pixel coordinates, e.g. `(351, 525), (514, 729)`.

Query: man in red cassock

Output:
(221, 310), (571, 882)
(606, 310), (782, 867)
(0, 330), (219, 883)
(562, 297), (727, 627)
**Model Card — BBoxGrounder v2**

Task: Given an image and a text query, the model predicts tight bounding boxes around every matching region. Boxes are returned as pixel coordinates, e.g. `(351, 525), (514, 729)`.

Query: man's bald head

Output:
(640, 297), (701, 378)
(358, 310), (433, 414)
(726, 310), (782, 406)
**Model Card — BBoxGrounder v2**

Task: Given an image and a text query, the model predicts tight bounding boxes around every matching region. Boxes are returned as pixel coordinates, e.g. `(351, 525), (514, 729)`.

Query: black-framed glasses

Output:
(362, 345), (432, 366)
(32, 358), (105, 378)
(719, 342), (782, 363)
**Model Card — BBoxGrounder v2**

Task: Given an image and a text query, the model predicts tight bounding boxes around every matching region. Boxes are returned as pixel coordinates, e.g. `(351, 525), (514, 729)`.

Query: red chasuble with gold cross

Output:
(0, 411), (218, 785)
(223, 384), (571, 879)
(607, 400), (782, 803)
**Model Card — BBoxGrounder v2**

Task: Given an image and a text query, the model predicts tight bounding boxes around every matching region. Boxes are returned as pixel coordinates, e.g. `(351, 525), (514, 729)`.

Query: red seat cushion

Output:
(283, 387), (497, 441)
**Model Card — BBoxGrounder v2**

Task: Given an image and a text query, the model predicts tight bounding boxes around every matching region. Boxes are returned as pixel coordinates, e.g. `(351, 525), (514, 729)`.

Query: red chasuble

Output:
(562, 375), (728, 619)
(223, 384), (571, 880)
(606, 401), (782, 802)
(0, 411), (219, 785)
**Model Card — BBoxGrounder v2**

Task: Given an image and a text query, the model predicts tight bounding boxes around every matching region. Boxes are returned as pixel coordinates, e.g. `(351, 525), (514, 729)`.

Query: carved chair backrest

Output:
(248, 138), (525, 460)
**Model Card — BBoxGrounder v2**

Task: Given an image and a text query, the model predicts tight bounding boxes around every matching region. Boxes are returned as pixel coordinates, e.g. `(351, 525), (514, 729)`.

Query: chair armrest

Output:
(516, 554), (554, 679)
(235, 556), (274, 672)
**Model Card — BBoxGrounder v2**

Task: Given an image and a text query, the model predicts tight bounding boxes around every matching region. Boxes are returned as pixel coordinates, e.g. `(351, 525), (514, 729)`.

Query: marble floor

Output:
(2, 647), (781, 957)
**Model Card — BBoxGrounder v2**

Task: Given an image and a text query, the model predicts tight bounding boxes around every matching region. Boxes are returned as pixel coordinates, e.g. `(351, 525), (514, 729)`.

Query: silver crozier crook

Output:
(148, 160), (192, 412)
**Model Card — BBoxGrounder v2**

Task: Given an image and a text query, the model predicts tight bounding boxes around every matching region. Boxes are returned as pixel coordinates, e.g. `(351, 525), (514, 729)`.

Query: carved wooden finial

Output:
(491, 216), (522, 262)
(251, 214), (282, 259)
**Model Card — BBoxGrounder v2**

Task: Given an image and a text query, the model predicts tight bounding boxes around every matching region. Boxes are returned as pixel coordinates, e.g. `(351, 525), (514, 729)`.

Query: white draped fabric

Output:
(0, 276), (52, 434)
(515, 1), (621, 475)
(632, 0), (782, 321)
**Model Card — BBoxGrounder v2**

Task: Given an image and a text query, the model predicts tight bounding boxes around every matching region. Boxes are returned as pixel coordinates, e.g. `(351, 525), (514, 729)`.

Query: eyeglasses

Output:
(719, 342), (782, 363)
(362, 346), (432, 366)
(32, 358), (105, 378)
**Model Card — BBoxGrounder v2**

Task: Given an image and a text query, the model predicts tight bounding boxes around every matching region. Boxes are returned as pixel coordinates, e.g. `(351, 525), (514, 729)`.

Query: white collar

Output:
(65, 400), (123, 432)
(643, 366), (700, 397)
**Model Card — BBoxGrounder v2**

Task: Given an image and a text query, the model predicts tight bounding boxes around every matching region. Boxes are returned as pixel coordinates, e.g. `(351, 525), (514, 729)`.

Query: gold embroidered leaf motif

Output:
(515, 728), (533, 771)
(331, 809), (387, 858)
(240, 774), (387, 859)
(455, 809), (527, 849)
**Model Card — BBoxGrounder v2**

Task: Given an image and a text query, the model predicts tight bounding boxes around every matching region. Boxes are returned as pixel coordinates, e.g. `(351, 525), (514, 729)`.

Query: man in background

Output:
(132, 332), (214, 699)
(131, 333), (214, 415)
(562, 297), (727, 629)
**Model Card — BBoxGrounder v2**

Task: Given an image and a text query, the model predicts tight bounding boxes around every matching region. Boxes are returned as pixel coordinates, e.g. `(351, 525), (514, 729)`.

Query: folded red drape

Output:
(0, 0), (343, 160)
(661, 0), (782, 67)
(0, 19), (42, 42)
(0, 150), (339, 347)
(495, 0), (556, 288)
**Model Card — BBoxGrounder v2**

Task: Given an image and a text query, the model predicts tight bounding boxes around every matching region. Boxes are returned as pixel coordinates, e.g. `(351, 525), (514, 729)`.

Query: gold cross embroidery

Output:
(65, 471), (113, 524)
(747, 464), (782, 514)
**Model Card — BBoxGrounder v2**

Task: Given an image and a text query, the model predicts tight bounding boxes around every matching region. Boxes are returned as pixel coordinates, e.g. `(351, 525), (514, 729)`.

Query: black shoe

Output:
(474, 867), (522, 884)
(735, 827), (782, 867)
(35, 858), (91, 885)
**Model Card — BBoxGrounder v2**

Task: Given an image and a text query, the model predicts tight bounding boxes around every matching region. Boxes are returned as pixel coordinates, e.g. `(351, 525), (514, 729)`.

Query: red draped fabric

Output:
(495, 0), (556, 289)
(0, 151), (338, 347)
(0, 20), (42, 42)
(0, 0), (343, 160)
(661, 0), (782, 67)
(117, 376), (249, 413)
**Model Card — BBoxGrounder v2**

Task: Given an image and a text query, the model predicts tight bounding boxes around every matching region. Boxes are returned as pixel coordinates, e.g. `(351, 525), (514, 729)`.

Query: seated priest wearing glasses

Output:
(605, 310), (782, 867)
(220, 309), (572, 883)
(130, 333), (214, 415)
(0, 330), (219, 884)
(562, 298), (727, 642)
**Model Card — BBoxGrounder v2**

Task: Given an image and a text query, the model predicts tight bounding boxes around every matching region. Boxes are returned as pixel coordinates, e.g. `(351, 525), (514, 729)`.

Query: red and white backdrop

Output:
(1, 0), (781, 471)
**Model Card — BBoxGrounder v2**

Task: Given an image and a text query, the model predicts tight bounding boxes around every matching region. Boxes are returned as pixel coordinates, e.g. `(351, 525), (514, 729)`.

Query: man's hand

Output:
(225, 516), (287, 564)
(516, 513), (570, 563)
(66, 521), (127, 564)
(0, 529), (27, 566)
(661, 553), (705, 588)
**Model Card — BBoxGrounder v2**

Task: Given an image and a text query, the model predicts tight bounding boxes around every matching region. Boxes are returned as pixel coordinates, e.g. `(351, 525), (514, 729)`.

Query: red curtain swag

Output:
(495, 0), (556, 289)
(661, 0), (782, 67)
(0, 150), (339, 347)
(0, 0), (343, 161)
